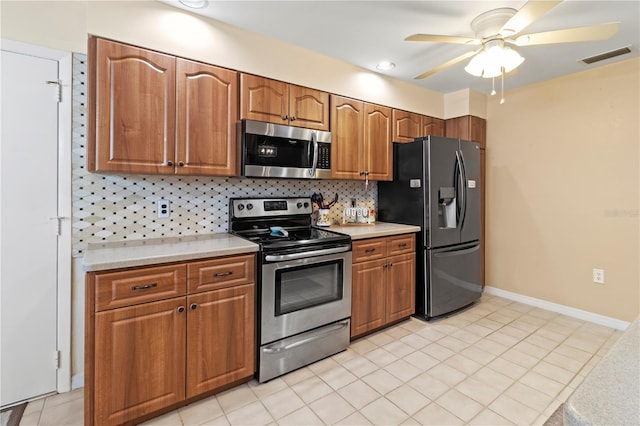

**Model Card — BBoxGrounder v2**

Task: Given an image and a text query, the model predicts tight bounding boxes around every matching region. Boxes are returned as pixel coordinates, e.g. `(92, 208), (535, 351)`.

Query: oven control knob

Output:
(304, 202), (309, 208)
(246, 203), (253, 210)
(237, 204), (244, 211)
(297, 202), (303, 209)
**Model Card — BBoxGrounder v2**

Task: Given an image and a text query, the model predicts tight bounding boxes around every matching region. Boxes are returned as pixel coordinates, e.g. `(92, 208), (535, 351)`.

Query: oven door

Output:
(261, 249), (352, 345)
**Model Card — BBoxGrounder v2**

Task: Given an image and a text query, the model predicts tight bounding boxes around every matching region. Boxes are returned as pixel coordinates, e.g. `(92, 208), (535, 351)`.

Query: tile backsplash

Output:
(71, 54), (376, 256)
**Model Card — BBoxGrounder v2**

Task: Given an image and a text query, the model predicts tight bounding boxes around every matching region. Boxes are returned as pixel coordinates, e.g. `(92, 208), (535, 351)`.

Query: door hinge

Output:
(49, 216), (67, 236)
(54, 350), (61, 369)
(45, 80), (62, 102)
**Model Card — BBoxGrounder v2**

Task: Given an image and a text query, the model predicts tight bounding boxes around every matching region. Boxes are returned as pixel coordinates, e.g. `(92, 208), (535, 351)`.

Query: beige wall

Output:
(486, 58), (640, 322)
(0, 0), (443, 117)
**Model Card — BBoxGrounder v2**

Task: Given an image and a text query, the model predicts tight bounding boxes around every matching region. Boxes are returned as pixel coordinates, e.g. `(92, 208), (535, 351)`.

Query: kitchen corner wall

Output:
(71, 54), (375, 257)
(486, 57), (640, 323)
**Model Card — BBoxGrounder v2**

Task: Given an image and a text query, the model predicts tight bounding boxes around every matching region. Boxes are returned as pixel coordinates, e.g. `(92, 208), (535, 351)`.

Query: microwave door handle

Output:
(309, 131), (318, 178)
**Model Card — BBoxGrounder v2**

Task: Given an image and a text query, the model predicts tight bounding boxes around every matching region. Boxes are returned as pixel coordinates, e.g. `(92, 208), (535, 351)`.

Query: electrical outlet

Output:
(592, 268), (605, 284)
(157, 199), (170, 218)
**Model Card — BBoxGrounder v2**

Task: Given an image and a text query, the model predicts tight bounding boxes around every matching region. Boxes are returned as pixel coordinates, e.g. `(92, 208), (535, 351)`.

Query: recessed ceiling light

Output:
(179, 0), (208, 9)
(376, 61), (396, 71)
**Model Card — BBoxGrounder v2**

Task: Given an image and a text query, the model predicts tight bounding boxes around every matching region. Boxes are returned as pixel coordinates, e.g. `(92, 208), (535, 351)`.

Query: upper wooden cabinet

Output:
(331, 95), (392, 181)
(240, 74), (329, 131)
(176, 59), (238, 176)
(89, 37), (176, 174)
(393, 110), (444, 142)
(422, 116), (445, 137)
(88, 37), (238, 176)
(445, 115), (486, 148)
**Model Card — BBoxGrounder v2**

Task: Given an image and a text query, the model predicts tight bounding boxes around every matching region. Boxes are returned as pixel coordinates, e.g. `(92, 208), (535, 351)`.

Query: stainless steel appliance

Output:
(378, 136), (482, 319)
(241, 120), (332, 179)
(229, 197), (352, 382)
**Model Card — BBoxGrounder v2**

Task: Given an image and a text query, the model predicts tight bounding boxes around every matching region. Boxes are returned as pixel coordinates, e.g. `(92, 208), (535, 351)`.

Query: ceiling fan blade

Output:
(414, 49), (481, 80)
(515, 22), (619, 46)
(405, 34), (480, 45)
(499, 0), (563, 36)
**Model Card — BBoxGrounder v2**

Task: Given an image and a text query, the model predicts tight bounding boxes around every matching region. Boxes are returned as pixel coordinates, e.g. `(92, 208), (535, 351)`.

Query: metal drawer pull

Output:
(398, 243), (407, 248)
(190, 303), (197, 310)
(131, 283), (158, 291)
(177, 306), (185, 313)
(214, 271), (233, 277)
(364, 248), (376, 253)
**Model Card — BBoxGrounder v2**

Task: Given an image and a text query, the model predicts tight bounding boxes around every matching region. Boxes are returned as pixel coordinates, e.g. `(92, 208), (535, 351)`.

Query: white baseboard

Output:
(71, 374), (84, 390)
(484, 286), (630, 331)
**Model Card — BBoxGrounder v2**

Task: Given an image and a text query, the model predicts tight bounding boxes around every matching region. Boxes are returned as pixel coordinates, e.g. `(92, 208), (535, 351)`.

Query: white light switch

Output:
(410, 179), (421, 188)
(468, 180), (476, 188)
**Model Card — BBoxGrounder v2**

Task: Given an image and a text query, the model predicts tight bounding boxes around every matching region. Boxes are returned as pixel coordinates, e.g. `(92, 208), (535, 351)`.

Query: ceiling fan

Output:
(407, 0), (619, 80)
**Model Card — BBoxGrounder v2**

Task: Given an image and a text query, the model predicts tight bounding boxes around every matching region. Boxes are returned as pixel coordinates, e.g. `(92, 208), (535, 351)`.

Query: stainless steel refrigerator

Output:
(378, 136), (482, 319)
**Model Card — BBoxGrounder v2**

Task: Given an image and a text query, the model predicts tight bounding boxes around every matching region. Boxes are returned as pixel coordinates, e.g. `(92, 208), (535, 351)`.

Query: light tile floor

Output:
(19, 295), (621, 426)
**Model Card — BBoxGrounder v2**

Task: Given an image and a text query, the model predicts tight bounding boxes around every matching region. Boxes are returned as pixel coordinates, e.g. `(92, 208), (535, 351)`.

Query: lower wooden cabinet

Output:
(186, 285), (254, 398)
(351, 234), (416, 339)
(85, 254), (256, 426)
(94, 298), (186, 425)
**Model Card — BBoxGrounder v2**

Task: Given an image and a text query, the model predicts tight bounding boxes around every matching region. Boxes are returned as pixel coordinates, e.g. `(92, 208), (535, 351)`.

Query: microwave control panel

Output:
(318, 143), (331, 169)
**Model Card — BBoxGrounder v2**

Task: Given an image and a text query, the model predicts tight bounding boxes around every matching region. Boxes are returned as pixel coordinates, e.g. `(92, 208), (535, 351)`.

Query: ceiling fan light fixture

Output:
(464, 45), (524, 78)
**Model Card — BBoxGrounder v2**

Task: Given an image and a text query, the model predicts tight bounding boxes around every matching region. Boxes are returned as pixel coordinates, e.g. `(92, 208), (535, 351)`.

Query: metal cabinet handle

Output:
(167, 161), (173, 166)
(388, 263), (393, 267)
(178, 161), (184, 167)
(177, 306), (185, 313)
(364, 248), (376, 254)
(190, 303), (197, 310)
(398, 243), (407, 248)
(290, 116), (297, 121)
(282, 115), (289, 120)
(214, 271), (233, 278)
(131, 283), (157, 291)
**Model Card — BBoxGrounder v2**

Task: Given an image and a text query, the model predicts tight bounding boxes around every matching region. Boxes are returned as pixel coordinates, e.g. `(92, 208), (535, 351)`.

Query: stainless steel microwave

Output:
(241, 120), (332, 179)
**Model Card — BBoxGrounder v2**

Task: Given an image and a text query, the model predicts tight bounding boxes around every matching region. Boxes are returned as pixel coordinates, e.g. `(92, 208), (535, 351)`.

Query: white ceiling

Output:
(162, 1), (640, 95)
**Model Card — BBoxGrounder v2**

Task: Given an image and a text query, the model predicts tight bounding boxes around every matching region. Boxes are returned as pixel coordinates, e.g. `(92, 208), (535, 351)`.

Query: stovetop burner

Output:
(228, 197), (351, 253)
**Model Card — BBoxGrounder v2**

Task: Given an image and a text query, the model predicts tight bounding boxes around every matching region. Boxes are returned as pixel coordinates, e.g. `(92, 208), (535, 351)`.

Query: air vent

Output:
(580, 46), (632, 64)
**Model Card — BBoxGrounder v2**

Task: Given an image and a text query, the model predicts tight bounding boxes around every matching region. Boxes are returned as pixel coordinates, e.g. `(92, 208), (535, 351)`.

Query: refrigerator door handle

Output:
(455, 150), (467, 230)
(433, 242), (479, 257)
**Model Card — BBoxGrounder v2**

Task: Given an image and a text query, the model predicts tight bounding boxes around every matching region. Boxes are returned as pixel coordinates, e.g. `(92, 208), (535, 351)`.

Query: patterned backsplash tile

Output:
(71, 54), (376, 256)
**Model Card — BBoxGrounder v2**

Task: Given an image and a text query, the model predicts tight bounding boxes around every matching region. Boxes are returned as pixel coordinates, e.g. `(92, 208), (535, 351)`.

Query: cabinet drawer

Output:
(95, 264), (187, 311)
(188, 254), (255, 293)
(387, 234), (415, 256)
(352, 238), (386, 263)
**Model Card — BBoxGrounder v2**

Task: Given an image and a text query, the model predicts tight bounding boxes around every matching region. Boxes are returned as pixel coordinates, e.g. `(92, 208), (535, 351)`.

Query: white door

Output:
(1, 50), (60, 406)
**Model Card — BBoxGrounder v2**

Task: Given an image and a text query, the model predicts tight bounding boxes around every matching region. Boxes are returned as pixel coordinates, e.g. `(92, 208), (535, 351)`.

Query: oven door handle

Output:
(264, 245), (350, 262)
(261, 320), (350, 354)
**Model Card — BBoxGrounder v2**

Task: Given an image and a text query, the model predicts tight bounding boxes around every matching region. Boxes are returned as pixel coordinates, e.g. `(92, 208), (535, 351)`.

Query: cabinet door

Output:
(186, 284), (255, 398)
(351, 259), (386, 338)
(392, 109), (422, 143)
(289, 85), (330, 131)
(94, 298), (186, 426)
(88, 37), (176, 174)
(240, 74), (288, 125)
(445, 115), (485, 147)
(364, 103), (393, 181)
(176, 59), (238, 176)
(422, 116), (445, 137)
(385, 253), (416, 323)
(331, 95), (364, 180)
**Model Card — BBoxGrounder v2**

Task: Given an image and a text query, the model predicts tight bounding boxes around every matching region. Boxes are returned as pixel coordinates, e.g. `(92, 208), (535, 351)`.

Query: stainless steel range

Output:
(229, 197), (352, 382)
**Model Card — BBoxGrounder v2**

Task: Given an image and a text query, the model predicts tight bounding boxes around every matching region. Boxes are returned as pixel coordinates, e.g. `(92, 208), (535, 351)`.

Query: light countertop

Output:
(82, 233), (259, 272)
(564, 317), (639, 426)
(326, 222), (421, 240)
